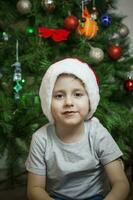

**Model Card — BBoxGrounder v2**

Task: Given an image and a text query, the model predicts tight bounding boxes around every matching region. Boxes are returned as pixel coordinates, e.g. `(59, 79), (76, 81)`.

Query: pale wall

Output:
(117, 0), (133, 55)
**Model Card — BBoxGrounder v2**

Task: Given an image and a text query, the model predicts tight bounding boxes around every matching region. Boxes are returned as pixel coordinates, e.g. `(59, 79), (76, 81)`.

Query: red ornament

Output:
(38, 27), (70, 42)
(107, 45), (122, 60)
(124, 79), (133, 92)
(64, 15), (79, 31)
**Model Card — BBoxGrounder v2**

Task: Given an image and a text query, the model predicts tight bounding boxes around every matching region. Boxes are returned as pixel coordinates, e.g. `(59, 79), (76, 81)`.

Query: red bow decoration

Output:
(38, 27), (71, 42)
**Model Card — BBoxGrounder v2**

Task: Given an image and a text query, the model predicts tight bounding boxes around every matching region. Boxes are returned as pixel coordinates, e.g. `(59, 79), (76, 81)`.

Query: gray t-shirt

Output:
(25, 117), (123, 199)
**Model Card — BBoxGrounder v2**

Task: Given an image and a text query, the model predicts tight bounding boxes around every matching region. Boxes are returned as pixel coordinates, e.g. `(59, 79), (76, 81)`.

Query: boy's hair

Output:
(57, 73), (85, 87)
(39, 58), (100, 123)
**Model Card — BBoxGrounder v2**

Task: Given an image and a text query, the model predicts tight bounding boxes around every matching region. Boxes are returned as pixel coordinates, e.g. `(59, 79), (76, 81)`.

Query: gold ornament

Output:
(89, 47), (104, 63)
(41, 0), (55, 12)
(17, 0), (32, 15)
(118, 24), (129, 38)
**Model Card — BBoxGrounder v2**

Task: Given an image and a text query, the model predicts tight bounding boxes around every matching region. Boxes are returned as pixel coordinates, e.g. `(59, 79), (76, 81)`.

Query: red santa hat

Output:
(39, 58), (100, 123)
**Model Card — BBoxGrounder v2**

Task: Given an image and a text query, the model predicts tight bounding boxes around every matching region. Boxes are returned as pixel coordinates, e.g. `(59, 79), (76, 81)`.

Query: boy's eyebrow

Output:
(53, 90), (65, 93)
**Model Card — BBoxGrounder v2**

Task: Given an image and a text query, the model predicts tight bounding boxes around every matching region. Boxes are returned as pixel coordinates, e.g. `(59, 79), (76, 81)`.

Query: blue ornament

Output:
(101, 15), (111, 26)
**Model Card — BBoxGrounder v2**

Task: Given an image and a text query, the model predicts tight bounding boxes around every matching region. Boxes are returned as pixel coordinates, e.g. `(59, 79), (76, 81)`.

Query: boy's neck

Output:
(54, 122), (85, 143)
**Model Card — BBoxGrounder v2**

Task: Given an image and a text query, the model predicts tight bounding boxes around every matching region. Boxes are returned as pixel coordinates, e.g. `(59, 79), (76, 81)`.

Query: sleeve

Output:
(93, 119), (123, 166)
(25, 131), (47, 175)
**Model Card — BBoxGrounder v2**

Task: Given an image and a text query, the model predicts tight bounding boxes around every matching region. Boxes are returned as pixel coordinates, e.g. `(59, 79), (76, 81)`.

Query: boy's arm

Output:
(27, 172), (54, 200)
(103, 159), (129, 200)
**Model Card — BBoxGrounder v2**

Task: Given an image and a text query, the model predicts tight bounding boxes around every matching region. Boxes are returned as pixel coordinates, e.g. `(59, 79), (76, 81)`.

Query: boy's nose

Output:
(65, 96), (73, 106)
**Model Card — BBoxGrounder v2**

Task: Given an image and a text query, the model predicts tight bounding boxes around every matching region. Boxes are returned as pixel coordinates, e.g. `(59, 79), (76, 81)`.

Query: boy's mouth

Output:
(62, 111), (78, 115)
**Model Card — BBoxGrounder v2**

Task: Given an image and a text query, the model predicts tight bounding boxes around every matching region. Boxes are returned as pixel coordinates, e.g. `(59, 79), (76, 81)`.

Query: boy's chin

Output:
(60, 118), (84, 127)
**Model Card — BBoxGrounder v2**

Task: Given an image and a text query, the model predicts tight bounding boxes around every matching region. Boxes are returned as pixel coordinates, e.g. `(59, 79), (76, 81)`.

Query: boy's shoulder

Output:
(32, 122), (54, 141)
(88, 117), (110, 140)
(89, 117), (105, 130)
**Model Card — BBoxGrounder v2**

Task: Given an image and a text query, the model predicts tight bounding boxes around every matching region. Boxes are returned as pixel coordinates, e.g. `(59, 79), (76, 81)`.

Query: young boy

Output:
(25, 58), (129, 200)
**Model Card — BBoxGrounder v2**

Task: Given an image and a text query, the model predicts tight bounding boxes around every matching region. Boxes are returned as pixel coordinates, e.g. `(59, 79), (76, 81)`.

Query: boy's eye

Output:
(74, 92), (83, 97)
(54, 94), (64, 99)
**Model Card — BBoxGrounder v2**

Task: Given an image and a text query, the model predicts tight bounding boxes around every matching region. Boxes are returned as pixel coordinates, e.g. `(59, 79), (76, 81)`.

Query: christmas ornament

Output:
(12, 61), (22, 82)
(107, 45), (122, 60)
(26, 26), (35, 34)
(118, 24), (129, 38)
(11, 40), (23, 99)
(64, 15), (79, 31)
(41, 0), (55, 12)
(2, 32), (9, 41)
(124, 79), (133, 92)
(100, 14), (111, 26)
(38, 27), (70, 42)
(91, 6), (98, 21)
(17, 0), (32, 15)
(91, 0), (98, 20)
(77, 7), (98, 39)
(13, 81), (22, 92)
(89, 46), (104, 63)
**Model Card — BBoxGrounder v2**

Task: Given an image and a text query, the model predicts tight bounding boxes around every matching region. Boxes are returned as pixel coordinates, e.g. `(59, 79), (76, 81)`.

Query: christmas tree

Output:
(0, 0), (133, 186)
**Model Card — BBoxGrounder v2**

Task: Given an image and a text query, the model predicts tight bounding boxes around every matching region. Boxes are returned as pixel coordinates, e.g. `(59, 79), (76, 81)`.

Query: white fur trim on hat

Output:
(39, 58), (100, 123)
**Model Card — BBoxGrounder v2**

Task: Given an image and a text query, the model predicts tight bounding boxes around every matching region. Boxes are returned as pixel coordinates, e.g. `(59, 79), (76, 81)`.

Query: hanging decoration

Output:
(41, 0), (56, 12)
(64, 15), (79, 31)
(107, 45), (122, 60)
(108, 23), (129, 46)
(100, 14), (111, 27)
(124, 79), (133, 92)
(26, 26), (35, 34)
(11, 40), (23, 100)
(38, 27), (70, 42)
(91, 0), (98, 20)
(118, 24), (129, 38)
(91, 6), (98, 21)
(1, 32), (9, 41)
(0, 22), (9, 41)
(124, 71), (133, 92)
(77, 6), (98, 39)
(17, 0), (32, 15)
(88, 44), (104, 63)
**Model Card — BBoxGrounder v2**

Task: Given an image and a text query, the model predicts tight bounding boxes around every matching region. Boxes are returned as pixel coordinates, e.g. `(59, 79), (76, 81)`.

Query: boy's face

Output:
(51, 75), (89, 127)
